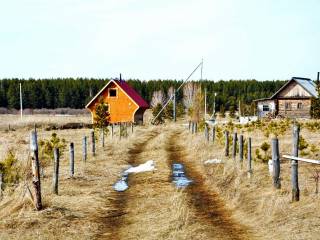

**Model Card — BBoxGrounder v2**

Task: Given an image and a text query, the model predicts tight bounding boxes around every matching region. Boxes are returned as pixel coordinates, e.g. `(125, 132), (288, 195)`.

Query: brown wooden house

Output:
(86, 79), (149, 124)
(255, 77), (318, 119)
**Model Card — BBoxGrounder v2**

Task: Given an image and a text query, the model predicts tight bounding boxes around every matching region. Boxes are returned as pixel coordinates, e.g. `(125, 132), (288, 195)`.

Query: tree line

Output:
(0, 78), (286, 112)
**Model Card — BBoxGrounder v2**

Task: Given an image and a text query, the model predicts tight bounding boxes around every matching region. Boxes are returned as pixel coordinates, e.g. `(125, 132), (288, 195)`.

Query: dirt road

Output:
(98, 127), (253, 240)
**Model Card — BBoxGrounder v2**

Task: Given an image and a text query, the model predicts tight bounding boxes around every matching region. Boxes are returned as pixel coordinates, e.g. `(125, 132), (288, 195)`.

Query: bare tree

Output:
(183, 82), (198, 109)
(150, 90), (165, 108)
(167, 86), (175, 101)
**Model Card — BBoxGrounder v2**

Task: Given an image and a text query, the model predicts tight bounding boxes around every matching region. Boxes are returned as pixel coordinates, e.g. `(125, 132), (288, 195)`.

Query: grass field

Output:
(0, 114), (319, 239)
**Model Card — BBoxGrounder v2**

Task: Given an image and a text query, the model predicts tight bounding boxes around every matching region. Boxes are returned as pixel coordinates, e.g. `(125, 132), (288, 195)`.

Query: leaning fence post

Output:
(247, 137), (252, 178)
(91, 130), (95, 156)
(82, 136), (87, 162)
(292, 124), (300, 201)
(69, 143), (74, 178)
(205, 125), (209, 142)
(232, 132), (237, 160)
(225, 130), (229, 157)
(272, 138), (281, 189)
(239, 134), (244, 163)
(30, 130), (42, 210)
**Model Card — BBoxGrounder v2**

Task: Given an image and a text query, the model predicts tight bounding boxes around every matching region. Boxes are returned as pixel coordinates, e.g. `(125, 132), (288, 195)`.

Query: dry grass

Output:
(183, 121), (320, 240)
(0, 115), (320, 239)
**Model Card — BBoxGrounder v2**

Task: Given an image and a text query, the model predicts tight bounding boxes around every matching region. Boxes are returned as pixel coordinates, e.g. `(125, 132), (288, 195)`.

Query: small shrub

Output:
(39, 133), (67, 167)
(0, 149), (21, 187)
(299, 136), (309, 151)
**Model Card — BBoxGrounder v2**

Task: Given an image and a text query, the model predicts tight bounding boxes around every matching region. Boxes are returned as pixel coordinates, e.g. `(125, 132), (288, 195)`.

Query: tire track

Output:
(166, 130), (252, 240)
(94, 130), (159, 240)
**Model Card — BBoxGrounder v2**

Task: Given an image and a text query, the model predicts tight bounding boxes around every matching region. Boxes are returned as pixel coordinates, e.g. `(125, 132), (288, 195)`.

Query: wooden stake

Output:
(188, 121), (191, 132)
(0, 172), (3, 197)
(247, 137), (252, 178)
(232, 132), (237, 160)
(225, 130), (229, 157)
(119, 123), (122, 140)
(52, 148), (59, 195)
(239, 134), (243, 163)
(91, 130), (95, 156)
(212, 126), (215, 143)
(292, 124), (300, 201)
(69, 142), (74, 178)
(82, 136), (87, 162)
(30, 131), (42, 210)
(101, 128), (105, 148)
(131, 122), (134, 134)
(205, 125), (209, 142)
(272, 138), (281, 189)
(111, 124), (114, 138)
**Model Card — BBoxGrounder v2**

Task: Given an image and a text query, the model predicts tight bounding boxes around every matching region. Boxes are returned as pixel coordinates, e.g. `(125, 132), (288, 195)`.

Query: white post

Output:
(20, 82), (23, 120)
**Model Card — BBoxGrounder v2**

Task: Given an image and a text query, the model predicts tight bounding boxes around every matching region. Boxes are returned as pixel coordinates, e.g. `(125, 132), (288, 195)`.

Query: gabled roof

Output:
(85, 79), (149, 109)
(270, 77), (318, 99)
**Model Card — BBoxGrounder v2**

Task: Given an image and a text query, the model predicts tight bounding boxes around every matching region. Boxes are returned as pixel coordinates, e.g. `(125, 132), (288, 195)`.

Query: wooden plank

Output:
(91, 130), (95, 156)
(82, 136), (87, 162)
(282, 155), (320, 165)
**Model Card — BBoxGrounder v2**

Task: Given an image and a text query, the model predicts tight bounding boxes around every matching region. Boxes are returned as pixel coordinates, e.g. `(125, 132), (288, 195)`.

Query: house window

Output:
(262, 105), (270, 111)
(297, 102), (303, 109)
(285, 102), (292, 110)
(109, 88), (117, 97)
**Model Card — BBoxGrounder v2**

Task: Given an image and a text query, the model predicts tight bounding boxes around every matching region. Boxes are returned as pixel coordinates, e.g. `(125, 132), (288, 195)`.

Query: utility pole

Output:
(213, 92), (217, 117)
(20, 82), (23, 120)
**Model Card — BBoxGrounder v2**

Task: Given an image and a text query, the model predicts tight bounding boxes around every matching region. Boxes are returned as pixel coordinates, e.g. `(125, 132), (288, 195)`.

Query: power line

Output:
(151, 61), (203, 124)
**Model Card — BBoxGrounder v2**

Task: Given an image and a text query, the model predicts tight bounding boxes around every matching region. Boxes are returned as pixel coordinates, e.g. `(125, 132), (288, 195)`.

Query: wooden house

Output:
(86, 79), (149, 124)
(255, 77), (318, 119)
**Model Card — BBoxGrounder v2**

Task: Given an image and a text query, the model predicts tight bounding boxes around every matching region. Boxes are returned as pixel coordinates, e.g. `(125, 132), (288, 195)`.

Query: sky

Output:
(0, 0), (319, 80)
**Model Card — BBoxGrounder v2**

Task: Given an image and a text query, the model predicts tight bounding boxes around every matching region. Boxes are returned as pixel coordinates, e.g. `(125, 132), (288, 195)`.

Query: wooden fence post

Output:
(82, 136), (87, 162)
(125, 122), (128, 137)
(225, 130), (229, 157)
(111, 124), (114, 138)
(247, 137), (252, 178)
(52, 148), (60, 195)
(119, 123), (122, 140)
(188, 121), (191, 132)
(101, 128), (105, 148)
(0, 172), (3, 197)
(232, 132), (237, 160)
(205, 125), (209, 142)
(239, 134), (243, 163)
(91, 130), (95, 156)
(272, 138), (281, 189)
(191, 122), (194, 134)
(292, 124), (300, 201)
(30, 130), (42, 210)
(69, 142), (74, 178)
(131, 122), (134, 134)
(212, 126), (215, 143)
